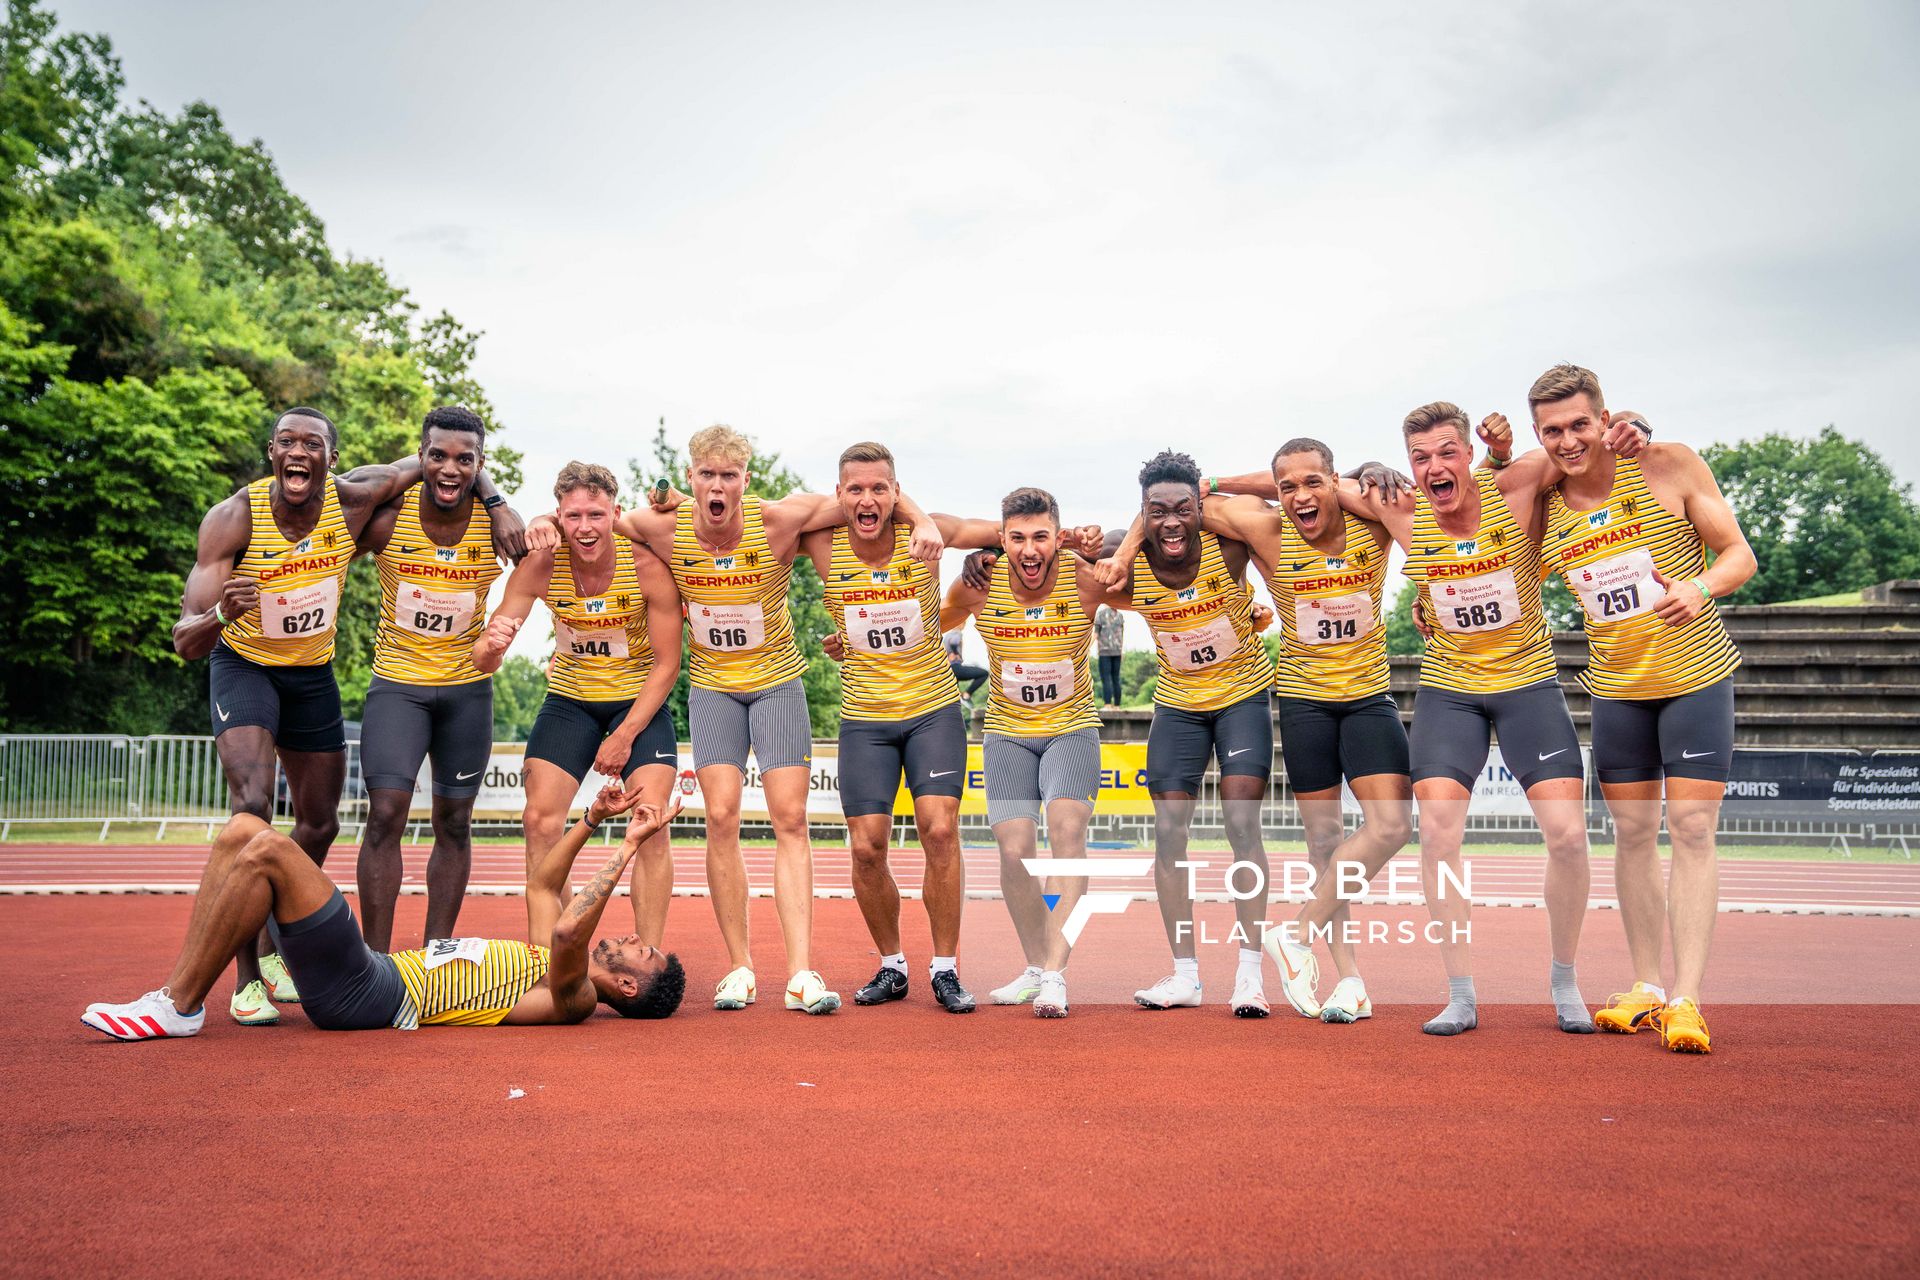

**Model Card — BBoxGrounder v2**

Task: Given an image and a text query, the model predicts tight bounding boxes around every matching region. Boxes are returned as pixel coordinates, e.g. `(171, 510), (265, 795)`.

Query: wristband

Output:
(481, 493), (506, 509)
(216, 606), (237, 627)
(1691, 577), (1713, 601)
(581, 813), (601, 833)
(1487, 453), (1511, 470)
(1204, 476), (1218, 496)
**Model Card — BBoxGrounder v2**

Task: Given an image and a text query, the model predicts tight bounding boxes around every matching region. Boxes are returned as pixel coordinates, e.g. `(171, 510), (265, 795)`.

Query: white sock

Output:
(1643, 982), (1667, 1001)
(1236, 947), (1263, 978)
(881, 953), (907, 975)
(929, 956), (956, 975)
(1174, 957), (1200, 984)
(1041, 970), (1063, 983)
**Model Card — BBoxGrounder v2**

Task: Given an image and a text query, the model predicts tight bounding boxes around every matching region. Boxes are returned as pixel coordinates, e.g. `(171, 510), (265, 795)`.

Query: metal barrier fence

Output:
(3, 733), (1911, 855)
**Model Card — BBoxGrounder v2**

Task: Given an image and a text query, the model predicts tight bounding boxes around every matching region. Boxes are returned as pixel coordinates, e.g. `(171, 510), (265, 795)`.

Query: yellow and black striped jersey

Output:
(1544, 455), (1740, 699)
(669, 496), (808, 693)
(390, 938), (550, 1029)
(822, 524), (959, 722)
(1404, 468), (1557, 694)
(1130, 531), (1273, 712)
(220, 475), (356, 667)
(372, 494), (499, 686)
(1266, 511), (1391, 701)
(546, 538), (653, 702)
(975, 557), (1100, 738)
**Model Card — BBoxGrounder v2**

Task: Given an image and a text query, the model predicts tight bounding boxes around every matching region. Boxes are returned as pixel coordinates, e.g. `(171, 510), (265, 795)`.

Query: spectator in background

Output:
(1095, 603), (1125, 706)
(945, 628), (989, 711)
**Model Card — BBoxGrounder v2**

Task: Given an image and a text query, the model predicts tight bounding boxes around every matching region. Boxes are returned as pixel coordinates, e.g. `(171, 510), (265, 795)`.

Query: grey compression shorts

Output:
(1409, 677), (1584, 791)
(689, 678), (813, 773)
(266, 891), (406, 1031)
(982, 727), (1102, 827)
(1590, 676), (1735, 785)
(359, 675), (494, 798)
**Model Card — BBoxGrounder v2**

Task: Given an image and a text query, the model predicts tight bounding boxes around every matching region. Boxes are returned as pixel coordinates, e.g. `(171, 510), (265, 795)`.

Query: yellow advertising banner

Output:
(891, 741), (1155, 817)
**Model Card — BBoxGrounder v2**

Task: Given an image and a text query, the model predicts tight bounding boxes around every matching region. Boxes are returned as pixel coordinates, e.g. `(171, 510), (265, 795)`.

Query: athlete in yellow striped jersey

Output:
(940, 487), (1113, 1019)
(802, 442), (1001, 1013)
(171, 406), (527, 1024)
(1291, 402), (1647, 1038)
(593, 425), (945, 1016)
(1481, 365), (1756, 1054)
(1184, 439), (1413, 1026)
(350, 407), (507, 953)
(1090, 451), (1279, 1017)
(83, 780), (687, 1040)
(475, 463), (684, 953)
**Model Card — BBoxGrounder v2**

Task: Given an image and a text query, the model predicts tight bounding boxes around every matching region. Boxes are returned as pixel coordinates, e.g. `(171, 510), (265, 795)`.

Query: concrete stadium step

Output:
(1716, 603), (1920, 633)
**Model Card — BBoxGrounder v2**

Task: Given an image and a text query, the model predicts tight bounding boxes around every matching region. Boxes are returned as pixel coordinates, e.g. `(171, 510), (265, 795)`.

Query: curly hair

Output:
(422, 404), (486, 448)
(603, 953), (687, 1020)
(1138, 449), (1201, 495)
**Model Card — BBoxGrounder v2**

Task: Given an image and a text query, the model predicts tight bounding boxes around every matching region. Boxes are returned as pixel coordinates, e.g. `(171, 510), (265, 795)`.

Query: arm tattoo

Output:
(564, 853), (625, 923)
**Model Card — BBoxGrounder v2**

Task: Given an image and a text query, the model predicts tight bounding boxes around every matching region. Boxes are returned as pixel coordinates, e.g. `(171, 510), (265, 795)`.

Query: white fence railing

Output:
(2, 733), (1909, 853)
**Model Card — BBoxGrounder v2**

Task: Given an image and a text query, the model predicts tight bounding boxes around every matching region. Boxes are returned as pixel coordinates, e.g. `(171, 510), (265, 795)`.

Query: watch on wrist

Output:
(1629, 418), (1652, 440)
(481, 493), (506, 509)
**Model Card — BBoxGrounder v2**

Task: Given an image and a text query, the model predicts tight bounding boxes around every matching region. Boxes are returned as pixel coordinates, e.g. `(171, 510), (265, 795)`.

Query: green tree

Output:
(1119, 649), (1158, 705)
(1386, 579), (1425, 655)
(1702, 428), (1920, 603)
(492, 654), (548, 741)
(628, 423), (842, 736)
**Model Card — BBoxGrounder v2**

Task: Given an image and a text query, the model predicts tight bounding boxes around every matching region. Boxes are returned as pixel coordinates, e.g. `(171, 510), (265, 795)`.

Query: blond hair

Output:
(1527, 364), (1606, 415)
(553, 460), (619, 503)
(838, 441), (895, 474)
(1402, 401), (1472, 447)
(687, 424), (753, 469)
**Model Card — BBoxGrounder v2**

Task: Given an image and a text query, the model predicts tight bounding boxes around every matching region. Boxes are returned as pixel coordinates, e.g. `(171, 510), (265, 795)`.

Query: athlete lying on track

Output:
(83, 783), (686, 1039)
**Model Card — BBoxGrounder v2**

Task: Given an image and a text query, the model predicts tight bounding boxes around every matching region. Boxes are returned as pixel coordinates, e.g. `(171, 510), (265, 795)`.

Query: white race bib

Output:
(260, 578), (340, 640)
(420, 937), (488, 970)
(397, 584), (477, 637)
(1570, 550), (1662, 623)
(1292, 591), (1376, 646)
(1155, 613), (1240, 672)
(1001, 660), (1076, 707)
(846, 599), (926, 655)
(555, 618), (630, 661)
(1432, 569), (1521, 634)
(690, 602), (767, 652)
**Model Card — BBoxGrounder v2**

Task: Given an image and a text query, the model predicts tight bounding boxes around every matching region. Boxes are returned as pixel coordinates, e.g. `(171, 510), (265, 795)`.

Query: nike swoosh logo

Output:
(1538, 749), (1569, 760)
(1681, 749), (1716, 760)
(1140, 596), (1163, 605)
(455, 770), (479, 780)
(1227, 748), (1251, 758)
(216, 704), (231, 722)
(838, 572), (860, 580)
(1277, 947), (1301, 981)
(232, 1005), (262, 1017)
(655, 752), (677, 759)
(681, 557), (703, 565)
(397, 545), (421, 554)
(929, 770), (957, 778)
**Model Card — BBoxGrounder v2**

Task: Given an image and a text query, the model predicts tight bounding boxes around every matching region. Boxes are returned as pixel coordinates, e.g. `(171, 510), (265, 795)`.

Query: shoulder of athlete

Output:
(1492, 449), (1560, 501)
(358, 496), (404, 556)
(198, 489), (252, 555)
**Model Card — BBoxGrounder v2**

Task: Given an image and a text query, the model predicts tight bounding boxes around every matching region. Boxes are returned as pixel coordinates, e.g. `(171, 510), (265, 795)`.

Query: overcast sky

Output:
(55, 0), (1920, 650)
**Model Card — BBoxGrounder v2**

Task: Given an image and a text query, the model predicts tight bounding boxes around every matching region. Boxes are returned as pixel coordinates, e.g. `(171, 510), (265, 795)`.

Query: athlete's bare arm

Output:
(1333, 477), (1417, 551)
(471, 549), (552, 674)
(589, 549), (685, 778)
(1071, 553), (1127, 615)
(173, 494), (255, 661)
(356, 495), (405, 558)
(337, 457), (528, 561)
(518, 788), (679, 1024)
(1639, 442), (1758, 624)
(761, 488), (944, 562)
(940, 572), (990, 633)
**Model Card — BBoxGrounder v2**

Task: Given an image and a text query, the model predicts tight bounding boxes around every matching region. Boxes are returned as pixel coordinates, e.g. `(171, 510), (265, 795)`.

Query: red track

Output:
(5, 842), (1919, 914)
(8, 893), (1918, 1276)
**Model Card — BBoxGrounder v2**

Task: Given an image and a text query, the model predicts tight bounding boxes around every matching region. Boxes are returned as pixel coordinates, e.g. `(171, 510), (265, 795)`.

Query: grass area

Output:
(4, 824), (1912, 862)
(1768, 588), (1867, 607)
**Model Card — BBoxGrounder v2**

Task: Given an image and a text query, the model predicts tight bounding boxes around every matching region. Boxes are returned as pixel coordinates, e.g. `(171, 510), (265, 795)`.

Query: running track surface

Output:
(5, 842), (1920, 915)
(7, 894), (1919, 1275)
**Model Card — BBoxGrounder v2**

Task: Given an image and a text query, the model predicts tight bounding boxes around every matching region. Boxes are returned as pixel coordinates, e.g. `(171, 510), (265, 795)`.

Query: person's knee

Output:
(1668, 805), (1718, 854)
(917, 808), (960, 854)
(235, 830), (294, 878)
(230, 777), (274, 821)
(293, 810), (340, 848)
(849, 826), (890, 870)
(363, 795), (408, 848)
(1303, 819), (1342, 863)
(1369, 807), (1413, 850)
(433, 804), (473, 848)
(521, 798), (565, 841)
(1222, 804), (1263, 850)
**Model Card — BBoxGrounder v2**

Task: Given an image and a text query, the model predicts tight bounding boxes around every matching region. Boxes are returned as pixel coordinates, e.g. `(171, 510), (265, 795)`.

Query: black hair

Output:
(422, 404), (486, 448)
(1272, 437), (1335, 473)
(604, 952), (687, 1020)
(1000, 486), (1060, 524)
(275, 406), (337, 451)
(1138, 449), (1201, 496)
